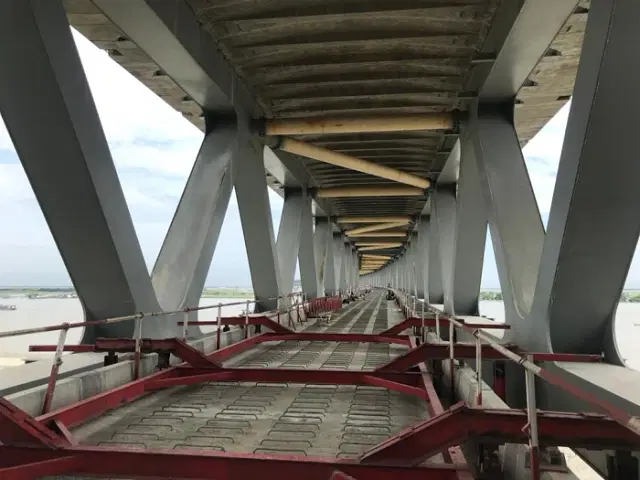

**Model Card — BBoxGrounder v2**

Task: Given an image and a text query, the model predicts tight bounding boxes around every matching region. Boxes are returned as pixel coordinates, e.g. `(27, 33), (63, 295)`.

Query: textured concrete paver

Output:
(70, 292), (427, 463)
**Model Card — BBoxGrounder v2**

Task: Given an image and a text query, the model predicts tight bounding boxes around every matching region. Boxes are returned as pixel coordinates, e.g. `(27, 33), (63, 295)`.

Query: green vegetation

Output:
(620, 292), (640, 303)
(479, 291), (503, 301)
(202, 288), (253, 299)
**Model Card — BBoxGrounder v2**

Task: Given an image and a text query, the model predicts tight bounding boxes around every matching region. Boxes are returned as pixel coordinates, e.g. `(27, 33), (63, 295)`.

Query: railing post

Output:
(41, 324), (69, 414)
(449, 320), (455, 403)
(525, 354), (540, 480)
(435, 312), (441, 340)
(475, 334), (483, 406)
(245, 300), (250, 339)
(216, 302), (222, 350)
(182, 310), (189, 341)
(133, 316), (143, 380)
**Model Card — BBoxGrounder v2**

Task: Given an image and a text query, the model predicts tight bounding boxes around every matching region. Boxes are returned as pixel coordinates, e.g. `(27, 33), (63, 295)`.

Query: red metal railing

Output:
(0, 288), (638, 480)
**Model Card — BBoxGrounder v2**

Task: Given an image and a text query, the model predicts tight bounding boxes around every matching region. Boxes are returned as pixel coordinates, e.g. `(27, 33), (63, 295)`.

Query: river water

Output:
(1, 298), (639, 369)
(0, 297), (247, 357)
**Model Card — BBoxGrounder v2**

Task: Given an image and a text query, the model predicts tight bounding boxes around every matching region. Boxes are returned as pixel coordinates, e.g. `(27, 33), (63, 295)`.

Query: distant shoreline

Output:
(0, 287), (254, 300)
(4, 287), (640, 303)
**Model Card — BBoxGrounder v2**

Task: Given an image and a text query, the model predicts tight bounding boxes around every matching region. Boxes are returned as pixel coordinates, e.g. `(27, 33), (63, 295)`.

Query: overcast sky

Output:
(0, 30), (639, 288)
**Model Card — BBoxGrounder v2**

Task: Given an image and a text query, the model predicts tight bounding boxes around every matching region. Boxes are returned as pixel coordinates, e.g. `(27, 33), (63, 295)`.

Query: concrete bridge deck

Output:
(69, 293), (428, 461)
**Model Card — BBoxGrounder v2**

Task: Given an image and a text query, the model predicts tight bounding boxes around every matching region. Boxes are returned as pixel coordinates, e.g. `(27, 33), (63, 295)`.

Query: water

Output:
(478, 300), (640, 371)
(0, 297), (248, 356)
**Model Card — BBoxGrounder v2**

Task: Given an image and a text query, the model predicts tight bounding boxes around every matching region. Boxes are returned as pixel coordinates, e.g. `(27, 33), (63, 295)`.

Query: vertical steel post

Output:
(449, 320), (455, 402)
(133, 316), (143, 379)
(245, 300), (250, 339)
(182, 311), (189, 341)
(435, 312), (441, 339)
(475, 334), (483, 406)
(421, 300), (425, 342)
(216, 302), (222, 350)
(525, 354), (540, 480)
(41, 325), (69, 414)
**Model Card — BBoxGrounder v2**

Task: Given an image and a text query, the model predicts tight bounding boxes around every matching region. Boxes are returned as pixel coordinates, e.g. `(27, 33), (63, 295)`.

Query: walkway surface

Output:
(70, 292), (427, 461)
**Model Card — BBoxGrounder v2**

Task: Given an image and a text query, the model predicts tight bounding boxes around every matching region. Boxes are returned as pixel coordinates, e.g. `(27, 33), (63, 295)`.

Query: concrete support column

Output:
(152, 117), (236, 337)
(235, 137), (280, 312)
(0, 0), (162, 340)
(313, 218), (332, 296)
(298, 199), (319, 299)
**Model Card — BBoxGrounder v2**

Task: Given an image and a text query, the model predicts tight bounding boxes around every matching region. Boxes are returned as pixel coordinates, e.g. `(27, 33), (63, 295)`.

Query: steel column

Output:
(313, 218), (331, 297)
(428, 216), (444, 304)
(530, 0), (640, 358)
(433, 185), (457, 315)
(324, 230), (338, 295)
(415, 218), (429, 301)
(449, 138), (487, 316)
(152, 119), (236, 338)
(528, 3), (640, 476)
(298, 192), (320, 299)
(276, 190), (305, 296)
(337, 238), (348, 294)
(235, 136), (280, 312)
(470, 104), (544, 341)
(0, 0), (162, 338)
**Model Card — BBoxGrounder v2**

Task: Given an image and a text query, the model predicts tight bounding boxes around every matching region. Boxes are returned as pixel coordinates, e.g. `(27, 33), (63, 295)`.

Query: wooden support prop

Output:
(279, 138), (430, 189)
(338, 216), (411, 223)
(316, 186), (424, 198)
(346, 222), (409, 236)
(263, 113), (454, 136)
(350, 231), (407, 238)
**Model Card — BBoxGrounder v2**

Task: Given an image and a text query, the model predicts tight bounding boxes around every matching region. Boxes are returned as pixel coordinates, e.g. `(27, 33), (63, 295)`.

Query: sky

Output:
(0, 30), (639, 289)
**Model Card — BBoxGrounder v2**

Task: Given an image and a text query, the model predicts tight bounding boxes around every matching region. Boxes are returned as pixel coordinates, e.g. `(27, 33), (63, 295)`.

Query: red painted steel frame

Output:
(144, 367), (427, 400)
(359, 403), (640, 466)
(4, 291), (634, 480)
(36, 333), (266, 429)
(381, 317), (511, 336)
(0, 445), (464, 480)
(376, 341), (602, 372)
(407, 336), (473, 480)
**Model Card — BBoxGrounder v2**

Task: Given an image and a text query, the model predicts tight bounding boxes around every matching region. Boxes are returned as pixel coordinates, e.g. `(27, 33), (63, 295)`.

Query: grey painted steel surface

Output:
(235, 136), (281, 312)
(449, 139), (487, 316)
(183, 172), (233, 329)
(276, 190), (304, 295)
(531, 3), (640, 475)
(298, 192), (320, 299)
(479, 0), (579, 101)
(316, 219), (333, 295)
(333, 237), (345, 293)
(91, 0), (331, 211)
(0, 0), (162, 339)
(427, 216), (444, 304)
(433, 185), (457, 315)
(325, 233), (338, 295)
(152, 119), (237, 337)
(470, 104), (544, 343)
(530, 0), (640, 359)
(415, 219), (430, 300)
